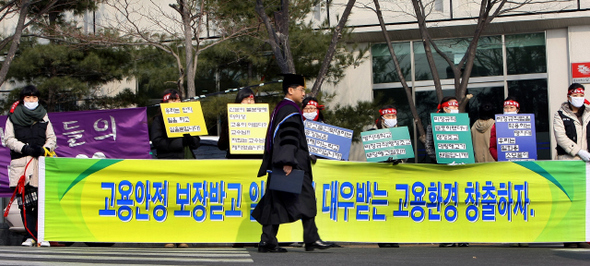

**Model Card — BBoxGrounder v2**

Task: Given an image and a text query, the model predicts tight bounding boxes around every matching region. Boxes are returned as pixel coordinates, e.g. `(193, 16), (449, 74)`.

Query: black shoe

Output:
(458, 243), (469, 247)
(305, 240), (332, 251)
(258, 242), (287, 253)
(378, 243), (399, 248)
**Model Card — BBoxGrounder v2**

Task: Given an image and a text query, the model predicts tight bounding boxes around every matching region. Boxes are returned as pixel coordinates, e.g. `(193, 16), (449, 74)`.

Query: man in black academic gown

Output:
(252, 74), (332, 253)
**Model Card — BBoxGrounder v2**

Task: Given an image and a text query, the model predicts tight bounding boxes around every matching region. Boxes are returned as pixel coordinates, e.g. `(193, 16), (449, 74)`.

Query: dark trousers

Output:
(261, 216), (320, 246)
(17, 186), (39, 240)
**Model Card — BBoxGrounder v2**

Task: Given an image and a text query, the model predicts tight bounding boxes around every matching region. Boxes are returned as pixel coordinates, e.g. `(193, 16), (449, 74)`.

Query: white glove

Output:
(577, 150), (590, 162)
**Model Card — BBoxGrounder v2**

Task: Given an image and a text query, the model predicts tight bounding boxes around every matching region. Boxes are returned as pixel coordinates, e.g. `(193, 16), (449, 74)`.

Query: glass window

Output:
(414, 36), (503, 80)
(466, 86), (505, 126)
(371, 32), (549, 162)
(508, 79), (550, 159)
(372, 42), (411, 83)
(413, 90), (457, 163)
(506, 33), (546, 75)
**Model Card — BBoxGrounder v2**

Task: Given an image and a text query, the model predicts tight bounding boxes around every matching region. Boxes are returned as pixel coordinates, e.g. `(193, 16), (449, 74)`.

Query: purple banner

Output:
(1, 107), (151, 197)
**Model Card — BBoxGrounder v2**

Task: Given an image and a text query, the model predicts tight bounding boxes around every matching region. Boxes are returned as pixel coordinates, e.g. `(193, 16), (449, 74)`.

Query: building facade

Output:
(318, 0), (590, 160)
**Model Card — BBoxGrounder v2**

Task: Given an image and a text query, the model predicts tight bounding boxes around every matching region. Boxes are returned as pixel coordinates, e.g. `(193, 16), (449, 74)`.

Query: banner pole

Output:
(38, 156), (45, 244)
(586, 162), (590, 242)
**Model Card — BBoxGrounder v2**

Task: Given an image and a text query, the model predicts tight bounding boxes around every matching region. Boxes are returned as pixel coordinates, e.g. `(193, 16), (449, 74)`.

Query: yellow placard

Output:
(160, 101), (208, 137)
(227, 103), (269, 154)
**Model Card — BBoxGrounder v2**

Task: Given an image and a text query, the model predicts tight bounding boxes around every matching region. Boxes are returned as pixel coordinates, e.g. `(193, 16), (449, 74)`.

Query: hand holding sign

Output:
(160, 101), (208, 138)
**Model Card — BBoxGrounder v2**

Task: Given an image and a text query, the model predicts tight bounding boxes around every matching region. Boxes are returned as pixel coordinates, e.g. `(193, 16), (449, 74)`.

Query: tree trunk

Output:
(255, 0), (295, 74)
(309, 0), (355, 97)
(278, 0), (295, 73)
(373, 0), (426, 143)
(411, 0), (443, 103)
(0, 0), (30, 87)
(455, 8), (491, 111)
(179, 0), (196, 98)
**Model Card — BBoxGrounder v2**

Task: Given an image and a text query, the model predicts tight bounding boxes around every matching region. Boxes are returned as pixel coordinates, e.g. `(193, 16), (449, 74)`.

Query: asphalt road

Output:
(0, 243), (588, 265)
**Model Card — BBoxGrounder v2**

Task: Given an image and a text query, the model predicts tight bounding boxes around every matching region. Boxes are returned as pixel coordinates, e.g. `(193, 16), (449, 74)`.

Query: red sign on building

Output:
(572, 62), (590, 82)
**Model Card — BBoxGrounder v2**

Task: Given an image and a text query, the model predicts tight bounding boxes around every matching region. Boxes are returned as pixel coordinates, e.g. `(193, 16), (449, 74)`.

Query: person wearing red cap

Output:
(424, 96), (459, 162)
(488, 96), (521, 161)
(369, 105), (402, 248)
(149, 89), (200, 248)
(554, 83), (590, 162)
(423, 97), (469, 247)
(553, 83), (590, 248)
(372, 105), (398, 130)
(302, 97), (325, 123)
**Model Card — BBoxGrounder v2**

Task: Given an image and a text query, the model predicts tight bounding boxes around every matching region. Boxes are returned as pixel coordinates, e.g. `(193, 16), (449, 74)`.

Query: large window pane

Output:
(508, 79), (550, 159)
(413, 90), (456, 163)
(414, 36), (503, 80)
(466, 86), (505, 125)
(372, 42), (411, 83)
(506, 33), (546, 75)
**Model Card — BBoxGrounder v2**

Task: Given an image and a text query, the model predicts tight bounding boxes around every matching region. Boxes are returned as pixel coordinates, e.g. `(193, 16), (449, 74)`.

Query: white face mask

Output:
(504, 111), (518, 115)
(449, 109), (459, 114)
(24, 101), (39, 110)
(303, 112), (317, 121)
(384, 118), (397, 128)
(570, 96), (585, 108)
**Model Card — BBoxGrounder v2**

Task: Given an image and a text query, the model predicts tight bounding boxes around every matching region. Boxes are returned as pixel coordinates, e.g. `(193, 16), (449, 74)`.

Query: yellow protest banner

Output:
(227, 103), (269, 154)
(160, 101), (208, 137)
(40, 157), (588, 244)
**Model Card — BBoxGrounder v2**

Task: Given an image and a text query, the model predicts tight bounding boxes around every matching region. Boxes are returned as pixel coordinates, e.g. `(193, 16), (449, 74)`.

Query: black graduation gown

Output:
(251, 100), (317, 225)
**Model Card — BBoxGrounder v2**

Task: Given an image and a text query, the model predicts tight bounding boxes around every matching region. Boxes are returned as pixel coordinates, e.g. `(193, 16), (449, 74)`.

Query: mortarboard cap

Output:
(281, 73), (305, 93)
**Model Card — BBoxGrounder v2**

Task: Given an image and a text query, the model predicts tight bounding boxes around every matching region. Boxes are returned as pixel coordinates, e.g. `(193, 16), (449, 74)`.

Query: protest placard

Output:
(305, 120), (353, 161)
(361, 126), (414, 162)
(495, 114), (537, 161)
(227, 103), (269, 154)
(431, 113), (475, 164)
(160, 101), (208, 137)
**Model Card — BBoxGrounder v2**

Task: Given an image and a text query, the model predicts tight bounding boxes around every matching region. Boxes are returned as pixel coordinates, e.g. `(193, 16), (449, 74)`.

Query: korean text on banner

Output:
(40, 158), (587, 243)
(305, 120), (353, 161)
(227, 103), (269, 155)
(161, 101), (208, 137)
(431, 113), (475, 164)
(361, 127), (414, 162)
(0, 107), (151, 197)
(495, 114), (537, 161)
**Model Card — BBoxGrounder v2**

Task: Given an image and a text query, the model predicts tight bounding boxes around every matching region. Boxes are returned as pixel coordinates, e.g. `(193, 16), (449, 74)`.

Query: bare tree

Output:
(363, 0), (547, 143)
(0, 0), (60, 86)
(255, 0), (296, 74)
(309, 0), (356, 97)
(103, 0), (257, 98)
(413, 0), (541, 108)
(256, 0), (364, 96)
(0, 0), (30, 86)
(371, 0), (426, 141)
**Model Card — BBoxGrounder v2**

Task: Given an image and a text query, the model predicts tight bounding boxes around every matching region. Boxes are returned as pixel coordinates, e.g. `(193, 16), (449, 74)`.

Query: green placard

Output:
(361, 126), (414, 162)
(431, 113), (475, 164)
